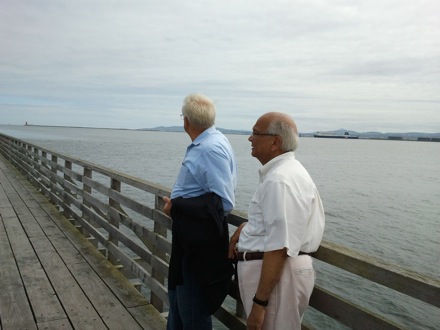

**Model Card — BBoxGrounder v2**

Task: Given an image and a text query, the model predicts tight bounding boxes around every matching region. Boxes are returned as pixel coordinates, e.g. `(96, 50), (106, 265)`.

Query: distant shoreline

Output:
(9, 123), (440, 142)
(22, 123), (136, 131)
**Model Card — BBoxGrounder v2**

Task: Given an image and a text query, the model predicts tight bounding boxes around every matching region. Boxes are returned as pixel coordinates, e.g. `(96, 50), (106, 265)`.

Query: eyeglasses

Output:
(180, 114), (184, 119)
(251, 131), (277, 137)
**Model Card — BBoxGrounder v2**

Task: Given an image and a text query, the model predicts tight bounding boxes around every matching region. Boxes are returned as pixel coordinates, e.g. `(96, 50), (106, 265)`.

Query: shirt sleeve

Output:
(191, 145), (236, 213)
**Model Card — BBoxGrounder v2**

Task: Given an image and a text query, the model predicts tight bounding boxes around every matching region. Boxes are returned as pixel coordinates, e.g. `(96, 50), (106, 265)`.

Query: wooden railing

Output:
(1, 133), (439, 330)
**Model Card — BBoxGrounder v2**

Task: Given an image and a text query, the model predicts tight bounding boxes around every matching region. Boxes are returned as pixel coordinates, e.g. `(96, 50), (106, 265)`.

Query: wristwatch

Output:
(253, 294), (269, 307)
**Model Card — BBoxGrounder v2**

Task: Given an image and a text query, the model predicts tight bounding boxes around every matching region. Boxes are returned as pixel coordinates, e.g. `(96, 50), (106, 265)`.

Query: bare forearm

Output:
(246, 248), (287, 329)
(255, 248), (287, 301)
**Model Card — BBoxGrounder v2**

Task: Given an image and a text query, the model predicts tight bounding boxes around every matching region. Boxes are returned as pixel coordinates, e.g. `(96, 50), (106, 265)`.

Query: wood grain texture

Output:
(0, 153), (166, 330)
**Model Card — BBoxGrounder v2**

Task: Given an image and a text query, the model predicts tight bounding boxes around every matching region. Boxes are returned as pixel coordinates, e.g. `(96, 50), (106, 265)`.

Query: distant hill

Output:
(140, 127), (440, 141)
(140, 126), (184, 132)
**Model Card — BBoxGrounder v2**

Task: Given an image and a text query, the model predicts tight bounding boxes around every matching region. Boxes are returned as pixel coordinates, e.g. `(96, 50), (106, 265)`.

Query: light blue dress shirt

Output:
(171, 126), (237, 213)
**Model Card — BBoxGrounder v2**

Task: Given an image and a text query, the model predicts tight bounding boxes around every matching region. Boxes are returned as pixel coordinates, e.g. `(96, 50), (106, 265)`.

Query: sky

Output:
(1, 0), (439, 133)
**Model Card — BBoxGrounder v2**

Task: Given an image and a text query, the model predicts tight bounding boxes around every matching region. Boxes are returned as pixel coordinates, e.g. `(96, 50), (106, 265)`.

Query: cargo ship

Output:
(314, 131), (359, 139)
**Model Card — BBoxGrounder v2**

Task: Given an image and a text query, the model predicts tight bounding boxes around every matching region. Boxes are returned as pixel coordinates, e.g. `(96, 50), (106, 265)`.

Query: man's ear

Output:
(271, 135), (282, 151)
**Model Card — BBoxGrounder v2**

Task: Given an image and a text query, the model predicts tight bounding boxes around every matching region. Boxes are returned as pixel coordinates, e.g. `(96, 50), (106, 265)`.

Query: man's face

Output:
(248, 116), (277, 165)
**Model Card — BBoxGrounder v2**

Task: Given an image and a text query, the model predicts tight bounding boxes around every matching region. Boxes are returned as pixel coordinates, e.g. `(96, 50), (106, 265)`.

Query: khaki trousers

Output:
(238, 255), (315, 329)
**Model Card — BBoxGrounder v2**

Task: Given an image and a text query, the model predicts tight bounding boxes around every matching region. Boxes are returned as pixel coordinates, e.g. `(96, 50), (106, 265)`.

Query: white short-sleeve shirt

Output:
(238, 152), (325, 257)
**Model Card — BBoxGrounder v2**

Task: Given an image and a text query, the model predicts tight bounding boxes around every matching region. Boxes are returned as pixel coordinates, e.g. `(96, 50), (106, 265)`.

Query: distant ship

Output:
(314, 131), (359, 139)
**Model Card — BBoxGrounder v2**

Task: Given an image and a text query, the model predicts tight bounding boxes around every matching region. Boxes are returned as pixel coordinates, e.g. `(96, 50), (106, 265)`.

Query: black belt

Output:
(237, 251), (310, 261)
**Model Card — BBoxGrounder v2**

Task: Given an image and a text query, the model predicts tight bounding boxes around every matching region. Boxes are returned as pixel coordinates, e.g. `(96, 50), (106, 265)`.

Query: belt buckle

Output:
(243, 251), (247, 261)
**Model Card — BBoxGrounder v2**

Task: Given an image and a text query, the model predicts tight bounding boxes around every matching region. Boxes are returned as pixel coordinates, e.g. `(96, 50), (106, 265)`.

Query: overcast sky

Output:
(1, 0), (439, 133)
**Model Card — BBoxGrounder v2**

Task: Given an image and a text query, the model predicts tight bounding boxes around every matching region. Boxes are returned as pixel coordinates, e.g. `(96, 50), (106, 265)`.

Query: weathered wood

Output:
(67, 262), (144, 330)
(35, 318), (73, 330)
(45, 205), (155, 309)
(0, 151), (167, 329)
(1, 181), (57, 328)
(34, 246), (108, 330)
(0, 219), (37, 330)
(310, 286), (402, 329)
(3, 217), (66, 324)
(213, 304), (247, 330)
(115, 206), (172, 257)
(313, 240), (440, 308)
(127, 305), (167, 329)
(7, 179), (104, 329)
(83, 176), (156, 220)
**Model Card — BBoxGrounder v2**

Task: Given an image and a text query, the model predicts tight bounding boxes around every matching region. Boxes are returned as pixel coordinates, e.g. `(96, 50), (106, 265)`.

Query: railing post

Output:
(63, 160), (73, 219)
(151, 195), (168, 312)
(41, 151), (49, 170)
(29, 146), (38, 186)
(32, 146), (38, 166)
(108, 178), (121, 265)
(82, 167), (93, 236)
(38, 151), (49, 195)
(18, 141), (26, 175)
(26, 144), (33, 178)
(236, 296), (246, 319)
(50, 155), (58, 206)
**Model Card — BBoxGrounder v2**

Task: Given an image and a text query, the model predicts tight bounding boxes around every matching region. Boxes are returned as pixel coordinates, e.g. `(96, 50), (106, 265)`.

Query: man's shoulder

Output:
(265, 158), (310, 183)
(203, 131), (232, 151)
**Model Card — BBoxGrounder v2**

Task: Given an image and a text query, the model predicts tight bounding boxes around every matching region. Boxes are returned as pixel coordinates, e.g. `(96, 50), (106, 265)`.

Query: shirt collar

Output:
(259, 152), (295, 179)
(191, 126), (216, 146)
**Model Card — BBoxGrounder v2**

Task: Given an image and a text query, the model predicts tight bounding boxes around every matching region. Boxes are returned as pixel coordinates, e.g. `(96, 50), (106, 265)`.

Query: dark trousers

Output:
(167, 263), (212, 330)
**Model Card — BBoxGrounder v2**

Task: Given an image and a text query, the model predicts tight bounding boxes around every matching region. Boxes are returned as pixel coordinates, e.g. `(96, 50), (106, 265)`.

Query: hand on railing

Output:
(162, 196), (172, 217)
(228, 222), (247, 259)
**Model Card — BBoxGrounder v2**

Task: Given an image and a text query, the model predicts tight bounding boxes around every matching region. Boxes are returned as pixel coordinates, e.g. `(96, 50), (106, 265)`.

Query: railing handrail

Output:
(1, 133), (438, 330)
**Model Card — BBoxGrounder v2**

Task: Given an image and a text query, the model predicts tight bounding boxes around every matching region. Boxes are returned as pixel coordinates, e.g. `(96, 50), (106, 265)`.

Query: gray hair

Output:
(182, 93), (216, 129)
(267, 113), (299, 152)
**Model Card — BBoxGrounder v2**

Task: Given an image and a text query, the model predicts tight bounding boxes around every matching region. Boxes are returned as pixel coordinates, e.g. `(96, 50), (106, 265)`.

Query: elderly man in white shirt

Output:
(229, 112), (325, 330)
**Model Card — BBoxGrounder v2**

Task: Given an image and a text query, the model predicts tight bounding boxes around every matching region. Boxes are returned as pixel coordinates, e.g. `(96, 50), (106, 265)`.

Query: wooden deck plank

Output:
(1, 195), (67, 323)
(32, 230), (146, 328)
(0, 294), (37, 330)
(127, 305), (168, 330)
(20, 265), (67, 323)
(1, 161), (103, 329)
(0, 186), (10, 208)
(28, 206), (68, 237)
(67, 262), (144, 330)
(0, 201), (16, 220)
(0, 151), (167, 330)
(12, 170), (150, 308)
(36, 318), (73, 330)
(0, 218), (37, 330)
(0, 248), (36, 330)
(30, 237), (108, 330)
(67, 218), (152, 306)
(46, 234), (88, 265)
(14, 211), (45, 238)
(0, 180), (45, 240)
(39, 202), (154, 309)
(1, 181), (48, 239)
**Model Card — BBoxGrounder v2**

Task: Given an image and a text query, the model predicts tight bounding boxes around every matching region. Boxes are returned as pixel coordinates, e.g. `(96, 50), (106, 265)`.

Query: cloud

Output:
(1, 0), (439, 132)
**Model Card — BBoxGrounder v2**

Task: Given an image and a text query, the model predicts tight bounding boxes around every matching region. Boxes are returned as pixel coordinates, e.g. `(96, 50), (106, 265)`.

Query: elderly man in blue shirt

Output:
(163, 93), (237, 330)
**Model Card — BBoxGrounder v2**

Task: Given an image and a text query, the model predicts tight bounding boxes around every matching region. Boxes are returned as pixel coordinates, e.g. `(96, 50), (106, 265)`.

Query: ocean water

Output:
(1, 125), (439, 329)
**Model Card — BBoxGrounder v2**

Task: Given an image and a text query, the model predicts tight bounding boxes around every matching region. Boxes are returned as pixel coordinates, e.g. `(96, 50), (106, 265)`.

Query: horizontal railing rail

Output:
(1, 133), (439, 330)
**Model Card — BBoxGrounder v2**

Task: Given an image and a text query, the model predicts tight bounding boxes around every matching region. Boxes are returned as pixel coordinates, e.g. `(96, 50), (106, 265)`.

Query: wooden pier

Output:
(1, 133), (439, 330)
(0, 155), (166, 329)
